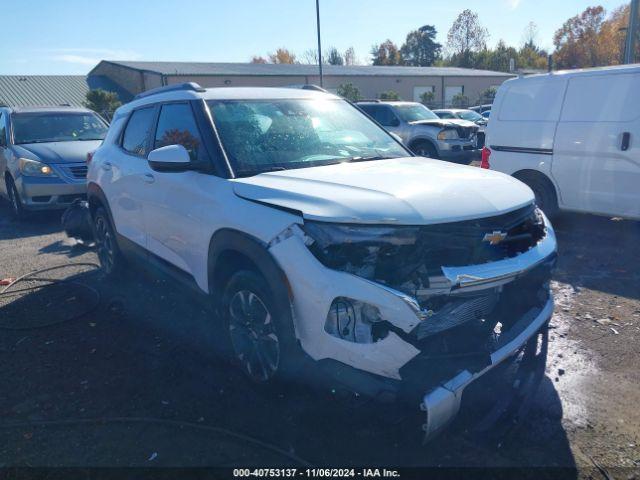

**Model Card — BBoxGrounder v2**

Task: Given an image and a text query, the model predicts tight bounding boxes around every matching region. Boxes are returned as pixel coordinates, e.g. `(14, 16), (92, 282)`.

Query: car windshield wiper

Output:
(344, 155), (397, 163)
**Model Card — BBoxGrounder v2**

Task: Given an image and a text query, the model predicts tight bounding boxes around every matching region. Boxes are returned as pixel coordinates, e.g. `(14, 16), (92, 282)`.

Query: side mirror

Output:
(147, 144), (192, 171)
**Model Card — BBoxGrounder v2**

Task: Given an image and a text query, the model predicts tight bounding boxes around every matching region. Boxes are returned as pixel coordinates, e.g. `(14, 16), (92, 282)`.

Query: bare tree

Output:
(446, 9), (489, 67)
(343, 47), (358, 65)
(301, 49), (319, 64)
(250, 55), (268, 64)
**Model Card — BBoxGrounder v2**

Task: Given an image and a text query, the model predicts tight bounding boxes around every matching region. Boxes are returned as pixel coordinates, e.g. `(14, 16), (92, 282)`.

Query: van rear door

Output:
(552, 71), (640, 219)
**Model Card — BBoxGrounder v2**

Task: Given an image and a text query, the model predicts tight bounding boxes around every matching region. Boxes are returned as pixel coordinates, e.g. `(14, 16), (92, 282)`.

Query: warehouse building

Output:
(90, 60), (515, 106)
(0, 61), (515, 109)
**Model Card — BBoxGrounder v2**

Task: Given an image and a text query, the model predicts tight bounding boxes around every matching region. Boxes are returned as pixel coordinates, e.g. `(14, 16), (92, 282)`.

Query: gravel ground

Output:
(0, 201), (639, 478)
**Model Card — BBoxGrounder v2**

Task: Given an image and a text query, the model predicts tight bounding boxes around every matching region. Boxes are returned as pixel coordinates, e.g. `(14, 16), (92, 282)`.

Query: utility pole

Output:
(624, 0), (639, 64)
(316, 0), (324, 87)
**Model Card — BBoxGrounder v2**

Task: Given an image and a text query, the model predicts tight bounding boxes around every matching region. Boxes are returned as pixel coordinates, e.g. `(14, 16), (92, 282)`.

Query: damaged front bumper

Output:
(268, 210), (557, 436)
(420, 297), (552, 439)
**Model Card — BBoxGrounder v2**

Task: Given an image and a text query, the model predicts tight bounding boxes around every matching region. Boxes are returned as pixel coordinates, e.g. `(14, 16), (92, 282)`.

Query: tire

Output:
(92, 206), (125, 276)
(410, 140), (439, 159)
(221, 270), (301, 385)
(515, 172), (559, 219)
(6, 177), (26, 220)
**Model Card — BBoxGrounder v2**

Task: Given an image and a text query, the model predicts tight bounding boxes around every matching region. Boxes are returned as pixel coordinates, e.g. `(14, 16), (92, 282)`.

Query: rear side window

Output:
(561, 73), (640, 122)
(122, 107), (155, 156)
(154, 103), (203, 161)
(498, 78), (566, 122)
(359, 105), (397, 127)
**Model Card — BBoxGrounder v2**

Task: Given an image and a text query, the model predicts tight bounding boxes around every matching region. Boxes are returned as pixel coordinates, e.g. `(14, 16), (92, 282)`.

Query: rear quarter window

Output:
(560, 73), (640, 122)
(121, 107), (156, 156)
(498, 78), (566, 122)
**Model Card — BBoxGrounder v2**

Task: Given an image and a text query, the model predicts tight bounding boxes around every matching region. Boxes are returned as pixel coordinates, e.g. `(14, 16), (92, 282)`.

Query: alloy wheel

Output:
(228, 289), (280, 383)
(94, 216), (115, 273)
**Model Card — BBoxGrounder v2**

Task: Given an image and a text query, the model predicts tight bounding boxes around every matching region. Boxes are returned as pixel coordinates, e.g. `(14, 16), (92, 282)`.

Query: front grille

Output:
(372, 204), (544, 291)
(67, 165), (88, 179)
(456, 126), (475, 139)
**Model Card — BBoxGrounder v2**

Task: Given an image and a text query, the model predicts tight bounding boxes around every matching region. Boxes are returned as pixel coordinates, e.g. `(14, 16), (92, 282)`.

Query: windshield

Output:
(12, 112), (108, 144)
(458, 110), (484, 122)
(393, 104), (440, 122)
(207, 98), (408, 176)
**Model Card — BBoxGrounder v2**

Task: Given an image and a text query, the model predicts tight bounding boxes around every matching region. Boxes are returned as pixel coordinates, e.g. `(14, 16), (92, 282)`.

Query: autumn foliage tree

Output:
(446, 9), (489, 68)
(371, 40), (403, 65)
(553, 5), (630, 69)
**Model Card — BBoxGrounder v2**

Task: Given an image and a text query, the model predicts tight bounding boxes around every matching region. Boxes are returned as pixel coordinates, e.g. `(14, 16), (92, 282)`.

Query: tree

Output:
(379, 90), (400, 100)
(371, 40), (403, 65)
(250, 55), (268, 64)
(268, 48), (297, 64)
(419, 90), (436, 107)
(400, 25), (442, 66)
(326, 47), (344, 65)
(446, 10), (489, 67)
(477, 87), (497, 105)
(83, 89), (121, 120)
(337, 83), (362, 102)
(551, 5), (628, 69)
(301, 49), (319, 64)
(343, 47), (357, 65)
(475, 40), (519, 72)
(522, 21), (540, 52)
(450, 93), (469, 108)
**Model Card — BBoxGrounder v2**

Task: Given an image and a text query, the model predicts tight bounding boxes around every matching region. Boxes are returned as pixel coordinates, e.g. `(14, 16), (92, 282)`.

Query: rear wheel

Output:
(93, 207), (124, 275)
(6, 177), (25, 220)
(515, 172), (559, 219)
(411, 140), (439, 159)
(222, 270), (301, 385)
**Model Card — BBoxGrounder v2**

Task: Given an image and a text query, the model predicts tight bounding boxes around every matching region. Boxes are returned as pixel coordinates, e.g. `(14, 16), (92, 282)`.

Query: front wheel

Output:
(411, 141), (439, 159)
(6, 177), (25, 220)
(93, 207), (125, 275)
(222, 270), (301, 385)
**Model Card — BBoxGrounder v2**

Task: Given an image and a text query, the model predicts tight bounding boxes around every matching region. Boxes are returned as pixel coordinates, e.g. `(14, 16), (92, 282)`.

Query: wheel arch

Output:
(512, 169), (559, 198)
(207, 229), (292, 314)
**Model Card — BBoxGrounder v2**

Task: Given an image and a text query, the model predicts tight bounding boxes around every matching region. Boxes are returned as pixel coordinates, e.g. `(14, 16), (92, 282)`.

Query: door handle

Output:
(621, 132), (631, 151)
(102, 161), (112, 171)
(143, 173), (155, 184)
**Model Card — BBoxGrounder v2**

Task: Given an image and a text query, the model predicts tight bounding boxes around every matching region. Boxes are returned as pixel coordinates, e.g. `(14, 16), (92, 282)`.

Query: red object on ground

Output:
(480, 146), (491, 169)
(0, 277), (16, 286)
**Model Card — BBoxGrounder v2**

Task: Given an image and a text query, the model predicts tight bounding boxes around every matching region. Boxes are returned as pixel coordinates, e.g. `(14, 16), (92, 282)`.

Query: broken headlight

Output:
(325, 297), (389, 343)
(302, 221), (420, 281)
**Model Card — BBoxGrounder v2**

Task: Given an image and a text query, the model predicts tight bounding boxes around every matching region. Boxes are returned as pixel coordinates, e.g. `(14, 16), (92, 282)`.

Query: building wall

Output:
(90, 64), (513, 106)
(164, 73), (512, 106)
(90, 62), (163, 95)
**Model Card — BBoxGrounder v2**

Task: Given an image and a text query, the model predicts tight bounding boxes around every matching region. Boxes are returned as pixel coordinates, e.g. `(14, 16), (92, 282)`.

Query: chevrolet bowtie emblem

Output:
(483, 231), (508, 245)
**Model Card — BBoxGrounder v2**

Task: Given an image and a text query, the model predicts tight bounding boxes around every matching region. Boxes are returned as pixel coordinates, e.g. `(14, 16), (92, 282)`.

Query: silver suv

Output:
(357, 101), (480, 164)
(0, 106), (108, 218)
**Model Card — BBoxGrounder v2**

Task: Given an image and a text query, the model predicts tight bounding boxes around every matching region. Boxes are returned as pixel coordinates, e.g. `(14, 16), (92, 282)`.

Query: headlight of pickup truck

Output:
(437, 128), (459, 140)
(19, 158), (58, 177)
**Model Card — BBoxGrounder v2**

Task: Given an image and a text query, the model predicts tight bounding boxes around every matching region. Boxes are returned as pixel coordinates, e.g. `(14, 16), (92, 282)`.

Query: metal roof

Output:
(0, 75), (133, 108)
(92, 60), (515, 78)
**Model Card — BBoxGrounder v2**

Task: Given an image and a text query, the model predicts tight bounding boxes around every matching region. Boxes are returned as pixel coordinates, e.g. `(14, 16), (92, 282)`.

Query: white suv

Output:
(88, 83), (557, 439)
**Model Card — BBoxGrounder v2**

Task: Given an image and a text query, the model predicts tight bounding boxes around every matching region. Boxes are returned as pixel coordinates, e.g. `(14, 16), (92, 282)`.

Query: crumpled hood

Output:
(409, 118), (477, 129)
(232, 157), (534, 225)
(15, 140), (102, 164)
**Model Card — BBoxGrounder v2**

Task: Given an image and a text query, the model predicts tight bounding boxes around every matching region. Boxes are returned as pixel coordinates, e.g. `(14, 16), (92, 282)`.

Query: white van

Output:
(484, 64), (640, 220)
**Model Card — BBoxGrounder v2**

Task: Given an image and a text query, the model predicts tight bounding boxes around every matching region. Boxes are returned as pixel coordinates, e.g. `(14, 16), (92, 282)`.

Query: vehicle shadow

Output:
(0, 201), (64, 241)
(552, 212), (640, 300)
(0, 265), (576, 474)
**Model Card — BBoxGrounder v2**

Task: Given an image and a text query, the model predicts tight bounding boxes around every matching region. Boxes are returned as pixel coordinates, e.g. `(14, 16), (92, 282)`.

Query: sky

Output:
(1, 0), (630, 75)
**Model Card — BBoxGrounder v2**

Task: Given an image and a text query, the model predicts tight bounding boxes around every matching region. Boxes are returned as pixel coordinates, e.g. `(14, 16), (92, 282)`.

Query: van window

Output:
(561, 73), (640, 122)
(498, 78), (565, 122)
(122, 107), (155, 156)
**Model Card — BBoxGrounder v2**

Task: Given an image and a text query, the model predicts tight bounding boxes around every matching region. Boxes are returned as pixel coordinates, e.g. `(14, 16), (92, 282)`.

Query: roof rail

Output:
(134, 82), (206, 100)
(355, 99), (382, 103)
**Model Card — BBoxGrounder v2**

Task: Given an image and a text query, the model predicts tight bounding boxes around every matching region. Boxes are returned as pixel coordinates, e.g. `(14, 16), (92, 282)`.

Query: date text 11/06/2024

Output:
(233, 469), (401, 478)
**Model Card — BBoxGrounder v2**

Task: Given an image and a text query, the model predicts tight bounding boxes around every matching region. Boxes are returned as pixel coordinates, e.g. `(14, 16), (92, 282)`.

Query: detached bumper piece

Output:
(419, 298), (553, 440)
